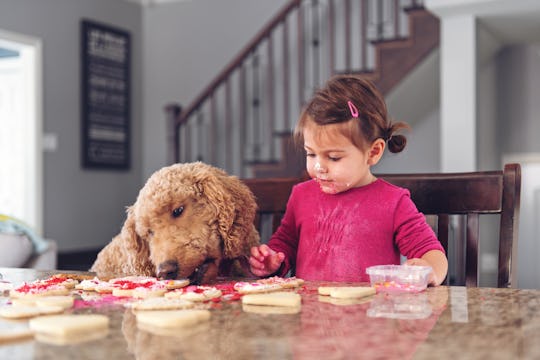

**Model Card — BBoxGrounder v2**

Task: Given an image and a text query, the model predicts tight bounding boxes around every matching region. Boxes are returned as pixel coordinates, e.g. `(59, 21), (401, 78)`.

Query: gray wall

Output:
(382, 50), (441, 174)
(0, 0), (143, 252)
(0, 0), (290, 253)
(141, 0), (288, 179)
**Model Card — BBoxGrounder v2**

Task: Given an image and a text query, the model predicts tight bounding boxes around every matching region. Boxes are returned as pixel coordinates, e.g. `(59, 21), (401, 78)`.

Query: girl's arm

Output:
(405, 249), (448, 286)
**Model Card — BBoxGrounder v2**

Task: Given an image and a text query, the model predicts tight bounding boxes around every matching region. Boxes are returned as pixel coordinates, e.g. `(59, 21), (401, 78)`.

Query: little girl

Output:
(249, 75), (448, 285)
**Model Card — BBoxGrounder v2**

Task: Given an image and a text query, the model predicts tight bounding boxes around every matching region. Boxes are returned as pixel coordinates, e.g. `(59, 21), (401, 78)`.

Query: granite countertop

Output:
(1, 268), (539, 359)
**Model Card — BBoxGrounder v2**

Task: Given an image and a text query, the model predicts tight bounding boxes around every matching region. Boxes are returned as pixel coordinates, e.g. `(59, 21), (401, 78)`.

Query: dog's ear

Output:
(201, 171), (260, 259)
(121, 206), (154, 274)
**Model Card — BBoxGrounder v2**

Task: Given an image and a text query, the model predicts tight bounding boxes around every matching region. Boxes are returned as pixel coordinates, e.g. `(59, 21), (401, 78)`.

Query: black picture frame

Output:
(81, 19), (131, 170)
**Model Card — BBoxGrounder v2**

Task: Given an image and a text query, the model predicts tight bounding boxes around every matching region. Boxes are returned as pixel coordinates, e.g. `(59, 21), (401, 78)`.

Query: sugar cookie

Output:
(241, 291), (301, 307)
(320, 286), (376, 299)
(257, 276), (305, 289)
(233, 281), (282, 294)
(0, 305), (64, 319)
(29, 314), (109, 337)
(165, 286), (222, 301)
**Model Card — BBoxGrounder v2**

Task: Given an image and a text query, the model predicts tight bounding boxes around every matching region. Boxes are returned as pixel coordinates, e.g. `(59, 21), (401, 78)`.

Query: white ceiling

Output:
(123, 0), (192, 5)
(480, 11), (540, 44)
(121, 0), (540, 45)
(426, 0), (540, 45)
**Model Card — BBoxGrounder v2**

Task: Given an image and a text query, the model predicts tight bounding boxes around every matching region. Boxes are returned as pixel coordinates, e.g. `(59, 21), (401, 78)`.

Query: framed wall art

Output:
(81, 19), (130, 169)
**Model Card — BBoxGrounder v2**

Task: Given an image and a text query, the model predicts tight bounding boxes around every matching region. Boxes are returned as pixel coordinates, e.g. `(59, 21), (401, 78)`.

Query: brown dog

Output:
(91, 162), (260, 283)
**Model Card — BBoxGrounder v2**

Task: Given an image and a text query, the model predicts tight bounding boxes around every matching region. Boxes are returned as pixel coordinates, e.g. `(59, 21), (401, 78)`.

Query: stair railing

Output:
(166, 0), (425, 178)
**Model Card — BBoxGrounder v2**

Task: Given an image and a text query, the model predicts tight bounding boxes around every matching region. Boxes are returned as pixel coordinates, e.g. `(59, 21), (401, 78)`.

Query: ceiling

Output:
(122, 0), (540, 45)
(480, 11), (540, 44)
(426, 0), (540, 45)
(121, 0), (192, 5)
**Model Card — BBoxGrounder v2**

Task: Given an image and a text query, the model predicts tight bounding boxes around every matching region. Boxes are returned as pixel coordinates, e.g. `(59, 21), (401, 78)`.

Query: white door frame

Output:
(502, 153), (540, 289)
(0, 29), (43, 235)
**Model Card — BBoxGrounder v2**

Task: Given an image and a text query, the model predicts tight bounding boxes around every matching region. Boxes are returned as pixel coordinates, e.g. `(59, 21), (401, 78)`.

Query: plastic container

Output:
(365, 265), (432, 293)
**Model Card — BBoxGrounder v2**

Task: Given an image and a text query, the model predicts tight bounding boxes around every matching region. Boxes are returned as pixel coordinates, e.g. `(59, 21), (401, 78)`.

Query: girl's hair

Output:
(294, 75), (410, 153)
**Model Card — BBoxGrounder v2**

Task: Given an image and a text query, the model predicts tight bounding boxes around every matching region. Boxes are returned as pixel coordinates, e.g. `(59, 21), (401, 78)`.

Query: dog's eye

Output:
(172, 206), (184, 218)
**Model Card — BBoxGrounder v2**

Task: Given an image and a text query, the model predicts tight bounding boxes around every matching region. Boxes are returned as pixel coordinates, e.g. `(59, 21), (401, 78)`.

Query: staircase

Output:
(165, 0), (439, 179)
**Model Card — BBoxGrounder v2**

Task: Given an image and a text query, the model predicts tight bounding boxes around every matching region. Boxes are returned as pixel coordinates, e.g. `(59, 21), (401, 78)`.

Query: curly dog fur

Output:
(91, 162), (260, 283)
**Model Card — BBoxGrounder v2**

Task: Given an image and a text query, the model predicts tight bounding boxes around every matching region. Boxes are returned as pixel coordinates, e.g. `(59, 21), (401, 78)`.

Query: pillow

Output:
(0, 233), (33, 267)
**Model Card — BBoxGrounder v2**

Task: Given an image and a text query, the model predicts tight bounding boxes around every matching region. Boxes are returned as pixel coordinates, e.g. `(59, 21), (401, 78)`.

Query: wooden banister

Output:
(166, 0), (435, 178)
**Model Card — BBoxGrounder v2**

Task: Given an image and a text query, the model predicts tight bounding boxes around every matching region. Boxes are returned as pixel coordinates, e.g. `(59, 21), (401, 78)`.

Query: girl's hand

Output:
(405, 250), (448, 286)
(404, 258), (438, 286)
(249, 244), (285, 277)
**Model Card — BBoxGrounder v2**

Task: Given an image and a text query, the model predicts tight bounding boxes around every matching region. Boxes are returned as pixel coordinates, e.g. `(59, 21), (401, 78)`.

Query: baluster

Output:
(184, 112), (191, 163)
(196, 109), (204, 162)
(344, 0), (352, 71)
(266, 35), (275, 160)
(165, 104), (181, 164)
(210, 94), (217, 164)
(376, 0), (384, 39)
(327, 0), (335, 76)
(225, 78), (232, 171)
(297, 2), (305, 105)
(252, 52), (261, 160)
(360, 0), (368, 71)
(239, 65), (247, 177)
(311, 0), (320, 87)
(394, 0), (400, 39)
(282, 18), (290, 131)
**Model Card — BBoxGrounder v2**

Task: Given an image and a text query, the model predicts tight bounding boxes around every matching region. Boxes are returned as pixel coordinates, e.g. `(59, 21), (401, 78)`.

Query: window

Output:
(0, 30), (42, 234)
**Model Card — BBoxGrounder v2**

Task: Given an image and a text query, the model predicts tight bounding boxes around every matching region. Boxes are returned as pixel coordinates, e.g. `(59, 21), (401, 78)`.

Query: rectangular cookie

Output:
(29, 314), (109, 337)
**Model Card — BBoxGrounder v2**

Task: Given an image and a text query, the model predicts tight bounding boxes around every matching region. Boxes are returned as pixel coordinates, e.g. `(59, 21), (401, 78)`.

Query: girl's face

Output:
(303, 121), (383, 194)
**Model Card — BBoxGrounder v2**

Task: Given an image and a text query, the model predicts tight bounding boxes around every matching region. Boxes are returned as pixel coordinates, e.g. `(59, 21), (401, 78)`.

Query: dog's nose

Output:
(157, 260), (179, 279)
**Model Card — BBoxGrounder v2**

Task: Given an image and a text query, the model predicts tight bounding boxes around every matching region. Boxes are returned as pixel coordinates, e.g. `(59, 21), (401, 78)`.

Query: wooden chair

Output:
(241, 177), (300, 237)
(242, 163), (521, 288)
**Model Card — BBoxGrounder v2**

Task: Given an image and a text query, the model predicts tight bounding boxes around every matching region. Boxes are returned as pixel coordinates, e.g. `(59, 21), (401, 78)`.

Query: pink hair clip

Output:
(347, 101), (359, 118)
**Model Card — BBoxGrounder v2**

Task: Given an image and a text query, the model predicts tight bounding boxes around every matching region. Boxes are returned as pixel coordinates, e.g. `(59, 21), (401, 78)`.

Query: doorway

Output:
(503, 154), (540, 289)
(0, 29), (43, 234)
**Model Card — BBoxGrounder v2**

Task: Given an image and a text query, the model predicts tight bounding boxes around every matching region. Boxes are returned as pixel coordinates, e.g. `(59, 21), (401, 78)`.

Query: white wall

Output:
(498, 44), (540, 289)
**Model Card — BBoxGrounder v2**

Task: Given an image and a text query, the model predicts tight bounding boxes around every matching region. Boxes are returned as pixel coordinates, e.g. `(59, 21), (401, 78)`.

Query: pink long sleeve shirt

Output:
(267, 178), (444, 282)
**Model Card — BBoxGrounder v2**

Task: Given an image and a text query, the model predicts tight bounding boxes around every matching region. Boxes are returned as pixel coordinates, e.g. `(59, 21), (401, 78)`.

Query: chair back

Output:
(242, 163), (521, 288)
(242, 178), (300, 236)
(380, 163), (521, 288)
